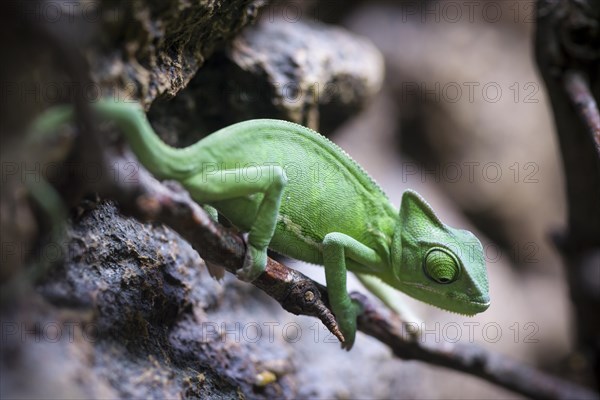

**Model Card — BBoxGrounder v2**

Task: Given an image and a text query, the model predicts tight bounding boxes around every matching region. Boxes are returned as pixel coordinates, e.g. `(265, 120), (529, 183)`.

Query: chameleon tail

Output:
(93, 100), (195, 180)
(30, 99), (195, 181)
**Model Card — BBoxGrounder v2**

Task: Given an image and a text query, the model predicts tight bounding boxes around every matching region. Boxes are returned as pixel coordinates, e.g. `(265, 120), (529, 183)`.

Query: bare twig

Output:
(564, 70), (600, 156)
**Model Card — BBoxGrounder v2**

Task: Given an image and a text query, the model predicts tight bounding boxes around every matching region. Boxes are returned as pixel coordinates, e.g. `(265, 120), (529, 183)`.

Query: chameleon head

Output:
(388, 190), (490, 316)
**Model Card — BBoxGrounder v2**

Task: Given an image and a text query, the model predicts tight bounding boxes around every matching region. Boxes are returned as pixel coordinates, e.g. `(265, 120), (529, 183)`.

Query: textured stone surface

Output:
(3, 201), (299, 399)
(87, 0), (266, 107)
(224, 15), (384, 132)
(147, 15), (384, 144)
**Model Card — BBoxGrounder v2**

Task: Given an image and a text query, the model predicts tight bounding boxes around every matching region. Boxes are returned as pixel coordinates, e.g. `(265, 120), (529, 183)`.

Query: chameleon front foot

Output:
(338, 299), (362, 351)
(236, 234), (267, 282)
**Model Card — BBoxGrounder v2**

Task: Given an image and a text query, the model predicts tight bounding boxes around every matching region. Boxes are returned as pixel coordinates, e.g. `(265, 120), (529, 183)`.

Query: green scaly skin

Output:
(29, 99), (490, 349)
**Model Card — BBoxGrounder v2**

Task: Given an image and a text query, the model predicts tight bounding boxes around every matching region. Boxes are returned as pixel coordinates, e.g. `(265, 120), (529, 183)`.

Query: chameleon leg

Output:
(355, 272), (422, 338)
(182, 166), (287, 282)
(322, 232), (385, 350)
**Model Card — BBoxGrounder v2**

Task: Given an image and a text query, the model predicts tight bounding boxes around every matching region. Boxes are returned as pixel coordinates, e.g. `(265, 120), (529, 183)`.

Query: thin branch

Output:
(564, 70), (600, 157)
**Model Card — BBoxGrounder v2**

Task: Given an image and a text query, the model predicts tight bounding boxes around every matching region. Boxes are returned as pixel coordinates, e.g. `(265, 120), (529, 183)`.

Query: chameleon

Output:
(28, 98), (490, 349)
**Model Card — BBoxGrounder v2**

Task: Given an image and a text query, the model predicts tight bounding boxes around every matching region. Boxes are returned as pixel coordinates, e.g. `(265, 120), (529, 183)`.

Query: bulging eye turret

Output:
(424, 248), (460, 284)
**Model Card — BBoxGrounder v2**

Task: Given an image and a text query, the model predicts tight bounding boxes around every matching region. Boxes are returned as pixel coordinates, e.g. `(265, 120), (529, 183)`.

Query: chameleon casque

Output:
(29, 99), (490, 349)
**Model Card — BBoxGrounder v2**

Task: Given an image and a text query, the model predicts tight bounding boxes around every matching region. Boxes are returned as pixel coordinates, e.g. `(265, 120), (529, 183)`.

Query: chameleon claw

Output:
(340, 332), (354, 351)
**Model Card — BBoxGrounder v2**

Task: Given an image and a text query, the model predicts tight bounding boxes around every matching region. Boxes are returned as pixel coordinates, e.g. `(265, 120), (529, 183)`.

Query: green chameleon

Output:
(28, 99), (490, 349)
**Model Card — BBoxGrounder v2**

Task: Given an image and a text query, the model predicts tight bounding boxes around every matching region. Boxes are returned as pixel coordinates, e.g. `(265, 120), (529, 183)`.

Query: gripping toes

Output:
(339, 300), (361, 350)
(237, 233), (267, 282)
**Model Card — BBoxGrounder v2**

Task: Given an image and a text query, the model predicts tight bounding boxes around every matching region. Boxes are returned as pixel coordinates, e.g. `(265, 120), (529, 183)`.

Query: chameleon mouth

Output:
(470, 295), (491, 309)
(403, 282), (490, 315)
(456, 295), (490, 315)
(430, 298), (489, 317)
(431, 299), (489, 316)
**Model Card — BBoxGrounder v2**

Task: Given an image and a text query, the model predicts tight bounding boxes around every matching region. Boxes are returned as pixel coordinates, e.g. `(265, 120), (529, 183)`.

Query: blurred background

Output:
(1, 0), (598, 398)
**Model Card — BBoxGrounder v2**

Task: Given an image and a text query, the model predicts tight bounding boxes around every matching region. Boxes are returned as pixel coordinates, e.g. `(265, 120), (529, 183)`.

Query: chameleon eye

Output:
(424, 248), (460, 284)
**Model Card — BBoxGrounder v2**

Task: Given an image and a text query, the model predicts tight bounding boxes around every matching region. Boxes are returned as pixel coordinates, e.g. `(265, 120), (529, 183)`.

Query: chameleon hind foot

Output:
(236, 233), (267, 282)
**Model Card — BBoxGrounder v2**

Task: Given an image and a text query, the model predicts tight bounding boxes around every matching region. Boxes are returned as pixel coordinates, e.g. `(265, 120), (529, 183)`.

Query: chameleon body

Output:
(29, 99), (490, 349)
